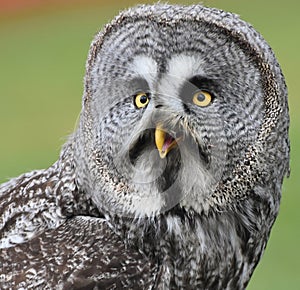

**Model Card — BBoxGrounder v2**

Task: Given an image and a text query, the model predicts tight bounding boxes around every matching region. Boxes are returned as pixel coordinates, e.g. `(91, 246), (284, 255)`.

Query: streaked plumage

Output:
(0, 4), (289, 289)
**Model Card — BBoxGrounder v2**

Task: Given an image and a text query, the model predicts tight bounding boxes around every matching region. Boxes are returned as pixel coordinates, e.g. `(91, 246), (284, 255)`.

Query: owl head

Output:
(73, 4), (289, 218)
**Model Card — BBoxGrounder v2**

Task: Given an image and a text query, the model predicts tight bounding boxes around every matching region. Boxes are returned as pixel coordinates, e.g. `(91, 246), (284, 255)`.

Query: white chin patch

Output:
(131, 192), (165, 218)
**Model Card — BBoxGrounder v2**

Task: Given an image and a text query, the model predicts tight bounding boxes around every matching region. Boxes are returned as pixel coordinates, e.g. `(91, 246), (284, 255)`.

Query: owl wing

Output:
(0, 216), (158, 289)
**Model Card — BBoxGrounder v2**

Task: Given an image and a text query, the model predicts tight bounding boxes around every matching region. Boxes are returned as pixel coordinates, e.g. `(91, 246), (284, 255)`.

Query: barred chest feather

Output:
(112, 194), (275, 289)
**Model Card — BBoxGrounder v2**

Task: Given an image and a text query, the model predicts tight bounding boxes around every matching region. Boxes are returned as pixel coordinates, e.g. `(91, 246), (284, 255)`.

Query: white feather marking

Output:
(167, 54), (205, 80)
(129, 55), (158, 86)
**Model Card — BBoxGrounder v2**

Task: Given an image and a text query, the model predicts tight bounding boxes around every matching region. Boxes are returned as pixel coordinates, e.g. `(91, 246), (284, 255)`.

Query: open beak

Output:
(155, 123), (181, 159)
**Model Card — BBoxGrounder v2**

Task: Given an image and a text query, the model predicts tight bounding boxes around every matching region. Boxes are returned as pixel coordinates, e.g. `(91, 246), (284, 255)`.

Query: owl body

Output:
(0, 4), (289, 289)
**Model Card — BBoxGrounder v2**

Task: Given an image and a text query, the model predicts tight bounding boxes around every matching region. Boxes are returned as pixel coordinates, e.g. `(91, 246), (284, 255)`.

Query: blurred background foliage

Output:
(0, 0), (299, 288)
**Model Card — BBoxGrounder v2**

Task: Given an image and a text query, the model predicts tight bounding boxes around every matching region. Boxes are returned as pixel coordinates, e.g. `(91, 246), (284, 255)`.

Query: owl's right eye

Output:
(134, 92), (150, 108)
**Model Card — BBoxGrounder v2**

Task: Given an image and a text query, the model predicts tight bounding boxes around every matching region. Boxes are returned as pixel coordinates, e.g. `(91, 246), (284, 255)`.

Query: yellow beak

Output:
(155, 124), (180, 159)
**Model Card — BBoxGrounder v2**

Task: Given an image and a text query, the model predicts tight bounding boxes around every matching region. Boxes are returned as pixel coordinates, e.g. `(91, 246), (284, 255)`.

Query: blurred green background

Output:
(0, 0), (299, 288)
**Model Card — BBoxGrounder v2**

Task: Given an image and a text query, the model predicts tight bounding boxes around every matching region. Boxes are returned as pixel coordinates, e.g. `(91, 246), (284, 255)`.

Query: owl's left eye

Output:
(134, 92), (150, 108)
(192, 90), (212, 107)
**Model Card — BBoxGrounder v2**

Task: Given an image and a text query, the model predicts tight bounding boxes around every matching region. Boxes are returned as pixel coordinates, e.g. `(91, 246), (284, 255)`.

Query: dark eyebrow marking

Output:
(188, 76), (216, 90)
(130, 77), (150, 93)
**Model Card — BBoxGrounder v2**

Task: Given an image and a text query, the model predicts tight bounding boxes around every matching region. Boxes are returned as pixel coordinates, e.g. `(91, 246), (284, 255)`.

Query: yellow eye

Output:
(134, 92), (150, 108)
(192, 90), (212, 107)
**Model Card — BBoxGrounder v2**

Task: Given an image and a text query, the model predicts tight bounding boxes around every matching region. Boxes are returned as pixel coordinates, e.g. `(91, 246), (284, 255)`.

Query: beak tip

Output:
(155, 123), (180, 159)
(159, 150), (167, 159)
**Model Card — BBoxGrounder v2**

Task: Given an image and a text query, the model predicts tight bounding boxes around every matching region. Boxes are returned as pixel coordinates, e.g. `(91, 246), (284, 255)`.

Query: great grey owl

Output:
(0, 3), (289, 289)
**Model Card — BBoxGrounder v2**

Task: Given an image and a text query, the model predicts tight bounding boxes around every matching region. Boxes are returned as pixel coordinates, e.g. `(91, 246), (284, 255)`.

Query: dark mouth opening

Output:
(164, 133), (176, 148)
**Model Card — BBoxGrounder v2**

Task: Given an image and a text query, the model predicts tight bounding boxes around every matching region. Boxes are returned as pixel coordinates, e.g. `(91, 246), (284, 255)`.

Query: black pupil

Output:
(140, 94), (148, 104)
(196, 92), (205, 102)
